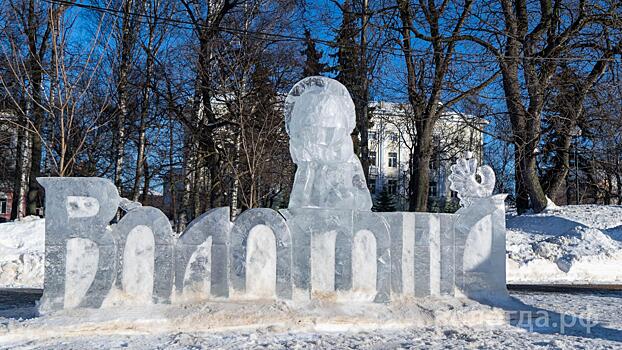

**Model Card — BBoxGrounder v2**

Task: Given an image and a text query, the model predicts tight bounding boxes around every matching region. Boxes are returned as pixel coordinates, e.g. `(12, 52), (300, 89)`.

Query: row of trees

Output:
(0, 0), (620, 226)
(0, 0), (300, 227)
(304, 0), (622, 212)
(338, 0), (622, 212)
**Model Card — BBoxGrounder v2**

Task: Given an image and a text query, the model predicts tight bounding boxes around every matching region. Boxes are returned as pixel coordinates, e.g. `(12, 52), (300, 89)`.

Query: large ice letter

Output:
(38, 177), (120, 311)
(284, 76), (372, 211)
(175, 207), (232, 299)
(113, 207), (174, 304)
(230, 209), (292, 299)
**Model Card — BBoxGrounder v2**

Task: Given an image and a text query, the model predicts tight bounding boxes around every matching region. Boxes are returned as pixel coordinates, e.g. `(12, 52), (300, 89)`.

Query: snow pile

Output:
(0, 217), (45, 288)
(0, 297), (505, 346)
(3, 291), (622, 348)
(506, 205), (622, 284)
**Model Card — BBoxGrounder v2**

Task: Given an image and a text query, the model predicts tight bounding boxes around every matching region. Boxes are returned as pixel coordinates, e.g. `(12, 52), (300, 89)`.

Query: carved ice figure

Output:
(284, 76), (373, 210)
(448, 151), (495, 208)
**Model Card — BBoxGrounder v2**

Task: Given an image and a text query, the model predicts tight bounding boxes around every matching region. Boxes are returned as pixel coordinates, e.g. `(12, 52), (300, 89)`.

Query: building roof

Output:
(369, 101), (488, 125)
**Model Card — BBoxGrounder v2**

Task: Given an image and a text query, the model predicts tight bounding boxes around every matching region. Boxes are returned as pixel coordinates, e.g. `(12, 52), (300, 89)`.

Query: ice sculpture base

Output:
(4, 297), (507, 343)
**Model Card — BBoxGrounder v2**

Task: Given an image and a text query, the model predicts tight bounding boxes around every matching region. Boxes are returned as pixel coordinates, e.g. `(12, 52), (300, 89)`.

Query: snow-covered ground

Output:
(1, 290), (621, 348)
(506, 205), (622, 285)
(2, 205), (622, 288)
(0, 217), (44, 289)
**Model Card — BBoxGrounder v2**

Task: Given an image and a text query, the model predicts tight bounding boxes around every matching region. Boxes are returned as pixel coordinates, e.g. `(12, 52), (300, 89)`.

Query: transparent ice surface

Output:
(284, 76), (372, 210)
(448, 153), (495, 208)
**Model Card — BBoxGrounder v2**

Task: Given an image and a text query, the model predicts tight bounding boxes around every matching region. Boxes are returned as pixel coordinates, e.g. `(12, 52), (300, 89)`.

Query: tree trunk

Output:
(114, 0), (135, 192)
(357, 0), (370, 182)
(178, 141), (196, 230)
(514, 150), (529, 213)
(26, 73), (43, 215)
(542, 133), (572, 200)
(409, 130), (433, 211)
(11, 115), (28, 220)
(25, 0), (48, 215)
(140, 159), (150, 203)
(131, 59), (153, 201)
(521, 151), (547, 212)
(192, 152), (204, 218)
(604, 175), (612, 205)
(132, 119), (147, 201)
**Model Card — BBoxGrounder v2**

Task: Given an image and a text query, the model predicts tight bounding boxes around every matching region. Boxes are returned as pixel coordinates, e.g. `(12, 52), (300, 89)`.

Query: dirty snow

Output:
(0, 217), (44, 289)
(1, 290), (621, 349)
(0, 296), (507, 346)
(506, 205), (622, 285)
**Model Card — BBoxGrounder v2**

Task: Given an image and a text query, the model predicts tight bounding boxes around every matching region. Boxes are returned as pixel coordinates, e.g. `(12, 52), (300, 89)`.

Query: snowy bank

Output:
(0, 217), (44, 288)
(0, 297), (505, 346)
(506, 205), (622, 285)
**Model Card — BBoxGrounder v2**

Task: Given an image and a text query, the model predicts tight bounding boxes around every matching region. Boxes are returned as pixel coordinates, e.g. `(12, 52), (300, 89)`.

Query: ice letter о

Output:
(284, 76), (373, 210)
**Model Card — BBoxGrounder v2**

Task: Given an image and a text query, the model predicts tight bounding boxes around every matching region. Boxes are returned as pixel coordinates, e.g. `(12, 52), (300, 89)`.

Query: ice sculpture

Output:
(36, 75), (509, 313)
(448, 152), (495, 208)
(284, 76), (373, 210)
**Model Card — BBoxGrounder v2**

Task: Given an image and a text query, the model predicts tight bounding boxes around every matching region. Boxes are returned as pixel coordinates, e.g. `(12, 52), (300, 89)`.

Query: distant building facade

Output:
(367, 102), (486, 211)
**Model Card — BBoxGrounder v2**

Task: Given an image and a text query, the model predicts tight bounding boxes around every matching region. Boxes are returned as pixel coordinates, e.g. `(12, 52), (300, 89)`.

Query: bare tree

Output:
(111, 0), (141, 192)
(174, 0), (241, 226)
(2, 0), (114, 182)
(463, 0), (621, 213)
(130, 0), (172, 201)
(394, 0), (498, 211)
(211, 0), (297, 214)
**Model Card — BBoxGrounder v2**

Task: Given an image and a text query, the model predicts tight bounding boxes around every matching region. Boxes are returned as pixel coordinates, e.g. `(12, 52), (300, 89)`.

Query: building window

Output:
(388, 132), (399, 142)
(369, 151), (377, 166)
(429, 181), (437, 197)
(451, 190), (458, 198)
(368, 131), (377, 140)
(387, 180), (397, 194)
(0, 198), (7, 214)
(388, 152), (398, 168)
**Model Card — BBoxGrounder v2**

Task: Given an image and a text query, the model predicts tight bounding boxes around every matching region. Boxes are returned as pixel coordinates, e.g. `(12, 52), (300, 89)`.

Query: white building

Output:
(367, 102), (486, 211)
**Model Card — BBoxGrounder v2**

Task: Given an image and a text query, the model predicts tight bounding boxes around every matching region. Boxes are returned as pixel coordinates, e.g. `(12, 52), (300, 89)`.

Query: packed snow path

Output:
(1, 290), (621, 349)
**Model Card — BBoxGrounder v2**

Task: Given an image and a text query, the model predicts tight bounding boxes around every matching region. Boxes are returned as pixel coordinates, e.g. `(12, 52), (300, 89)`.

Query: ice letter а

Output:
(284, 76), (373, 210)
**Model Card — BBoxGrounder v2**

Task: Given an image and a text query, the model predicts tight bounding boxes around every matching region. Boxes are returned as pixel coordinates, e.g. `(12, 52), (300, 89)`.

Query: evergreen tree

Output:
(301, 29), (327, 77)
(332, 0), (372, 183)
(333, 0), (360, 90)
(250, 63), (276, 110)
(373, 187), (396, 212)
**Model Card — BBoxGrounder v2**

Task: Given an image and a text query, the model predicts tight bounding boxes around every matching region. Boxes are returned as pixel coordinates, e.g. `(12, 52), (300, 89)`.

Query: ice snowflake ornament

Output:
(448, 152), (495, 208)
